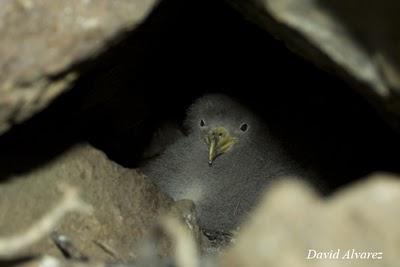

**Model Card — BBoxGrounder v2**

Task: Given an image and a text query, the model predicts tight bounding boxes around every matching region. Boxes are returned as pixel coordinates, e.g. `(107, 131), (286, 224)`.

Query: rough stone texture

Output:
(227, 0), (400, 130)
(4, 169), (400, 266)
(0, 144), (174, 260)
(220, 173), (400, 267)
(0, 0), (158, 134)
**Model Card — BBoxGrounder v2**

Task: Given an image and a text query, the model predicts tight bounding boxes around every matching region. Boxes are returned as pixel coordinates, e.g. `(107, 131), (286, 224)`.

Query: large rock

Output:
(3, 153), (400, 266)
(0, 0), (158, 134)
(227, 0), (400, 129)
(0, 144), (174, 260)
(221, 174), (400, 267)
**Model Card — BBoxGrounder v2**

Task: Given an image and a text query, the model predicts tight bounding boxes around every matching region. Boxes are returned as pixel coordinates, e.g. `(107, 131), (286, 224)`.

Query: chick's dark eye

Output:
(240, 123), (248, 132)
(200, 119), (205, 127)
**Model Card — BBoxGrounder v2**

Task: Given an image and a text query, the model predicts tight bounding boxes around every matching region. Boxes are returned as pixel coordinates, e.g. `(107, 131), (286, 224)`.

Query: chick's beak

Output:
(205, 127), (237, 166)
(208, 136), (217, 165)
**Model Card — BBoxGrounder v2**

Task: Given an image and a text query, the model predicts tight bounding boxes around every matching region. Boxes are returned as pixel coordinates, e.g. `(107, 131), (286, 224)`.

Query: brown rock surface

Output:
(221, 174), (400, 267)
(0, 0), (158, 134)
(0, 144), (173, 260)
(2, 162), (400, 266)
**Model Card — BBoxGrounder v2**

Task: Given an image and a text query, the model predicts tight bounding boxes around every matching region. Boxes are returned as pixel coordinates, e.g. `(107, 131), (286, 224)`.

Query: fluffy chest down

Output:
(142, 137), (288, 230)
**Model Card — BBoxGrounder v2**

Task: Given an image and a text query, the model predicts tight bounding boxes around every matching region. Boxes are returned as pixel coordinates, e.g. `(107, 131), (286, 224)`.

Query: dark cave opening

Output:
(0, 0), (399, 196)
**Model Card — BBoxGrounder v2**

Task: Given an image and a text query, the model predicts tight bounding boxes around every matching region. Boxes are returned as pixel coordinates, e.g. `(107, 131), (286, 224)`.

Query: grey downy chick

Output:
(141, 94), (302, 231)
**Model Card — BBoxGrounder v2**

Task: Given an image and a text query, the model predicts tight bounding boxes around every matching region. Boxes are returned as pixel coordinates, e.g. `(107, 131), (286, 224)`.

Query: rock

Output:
(220, 174), (400, 267)
(227, 0), (400, 130)
(0, 0), (158, 135)
(4, 161), (400, 266)
(166, 199), (208, 253)
(0, 144), (173, 260)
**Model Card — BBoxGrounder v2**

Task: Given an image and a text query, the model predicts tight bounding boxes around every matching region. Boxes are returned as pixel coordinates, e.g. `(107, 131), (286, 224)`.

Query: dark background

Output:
(0, 0), (399, 194)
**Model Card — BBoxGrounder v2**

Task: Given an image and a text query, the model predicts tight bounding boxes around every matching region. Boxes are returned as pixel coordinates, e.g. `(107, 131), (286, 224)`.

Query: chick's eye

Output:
(200, 119), (205, 127)
(240, 123), (248, 132)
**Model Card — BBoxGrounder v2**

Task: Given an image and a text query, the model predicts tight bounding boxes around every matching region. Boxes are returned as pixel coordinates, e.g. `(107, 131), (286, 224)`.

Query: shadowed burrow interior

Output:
(1, 0), (400, 197)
